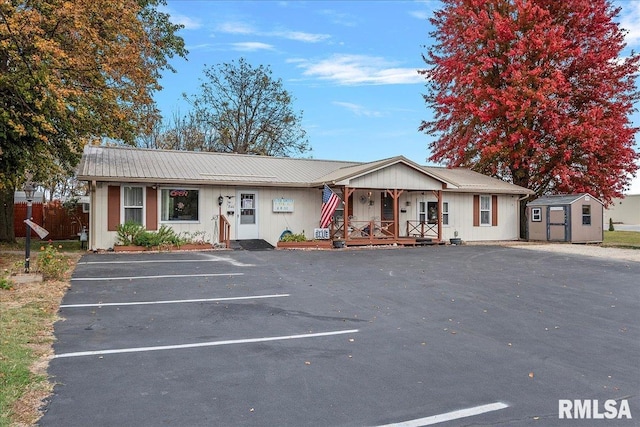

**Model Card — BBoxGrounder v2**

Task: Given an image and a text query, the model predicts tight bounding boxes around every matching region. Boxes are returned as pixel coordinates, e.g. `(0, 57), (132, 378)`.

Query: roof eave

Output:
(77, 176), (319, 188)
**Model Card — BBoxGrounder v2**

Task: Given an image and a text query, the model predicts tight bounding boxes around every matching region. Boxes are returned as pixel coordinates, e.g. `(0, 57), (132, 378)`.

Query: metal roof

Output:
(77, 145), (359, 187)
(527, 193), (603, 206)
(424, 167), (535, 195)
(77, 145), (532, 194)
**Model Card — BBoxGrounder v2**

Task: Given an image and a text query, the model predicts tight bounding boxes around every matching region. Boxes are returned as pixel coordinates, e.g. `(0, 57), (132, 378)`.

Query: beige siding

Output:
(92, 184), (327, 249)
(89, 182), (523, 249)
(528, 206), (547, 241)
(570, 199), (603, 243)
(404, 192), (520, 241)
(92, 183), (223, 250)
(255, 187), (322, 245)
(441, 193), (520, 241)
(347, 164), (443, 190)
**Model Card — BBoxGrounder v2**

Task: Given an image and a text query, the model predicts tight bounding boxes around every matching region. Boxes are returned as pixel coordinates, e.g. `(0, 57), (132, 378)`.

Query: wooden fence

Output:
(14, 201), (88, 240)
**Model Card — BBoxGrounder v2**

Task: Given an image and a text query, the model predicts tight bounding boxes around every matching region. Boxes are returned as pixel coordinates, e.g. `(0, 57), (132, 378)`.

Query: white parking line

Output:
(78, 256), (254, 267)
(60, 293), (290, 308)
(79, 259), (226, 265)
(53, 329), (360, 359)
(70, 273), (243, 281)
(375, 402), (509, 427)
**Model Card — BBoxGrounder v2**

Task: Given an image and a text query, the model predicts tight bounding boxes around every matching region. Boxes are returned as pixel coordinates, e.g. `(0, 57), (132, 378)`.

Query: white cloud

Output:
(618, 1), (640, 47)
(295, 54), (424, 85)
(216, 21), (329, 43)
(159, 6), (202, 30)
(216, 22), (257, 35)
(273, 30), (331, 43)
(317, 9), (358, 27)
(230, 42), (275, 52)
(410, 0), (442, 20)
(171, 14), (202, 30)
(333, 101), (383, 117)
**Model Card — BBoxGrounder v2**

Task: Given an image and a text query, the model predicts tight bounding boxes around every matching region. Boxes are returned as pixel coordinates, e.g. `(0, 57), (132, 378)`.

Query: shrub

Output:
(0, 276), (13, 290)
(36, 243), (70, 281)
(155, 225), (183, 246)
(609, 218), (615, 232)
(116, 221), (145, 246)
(280, 232), (307, 242)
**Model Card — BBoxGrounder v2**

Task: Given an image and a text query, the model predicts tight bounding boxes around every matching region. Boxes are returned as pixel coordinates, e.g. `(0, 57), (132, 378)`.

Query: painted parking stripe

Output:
(53, 329), (360, 359)
(60, 293), (290, 308)
(78, 257), (254, 267)
(376, 402), (509, 427)
(70, 273), (243, 281)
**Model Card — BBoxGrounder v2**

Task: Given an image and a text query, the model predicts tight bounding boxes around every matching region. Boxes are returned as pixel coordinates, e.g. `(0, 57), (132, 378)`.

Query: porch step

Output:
(231, 239), (274, 251)
(415, 238), (435, 246)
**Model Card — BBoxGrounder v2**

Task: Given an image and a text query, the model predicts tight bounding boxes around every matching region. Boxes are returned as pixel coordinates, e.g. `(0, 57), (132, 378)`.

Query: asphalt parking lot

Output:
(41, 246), (639, 426)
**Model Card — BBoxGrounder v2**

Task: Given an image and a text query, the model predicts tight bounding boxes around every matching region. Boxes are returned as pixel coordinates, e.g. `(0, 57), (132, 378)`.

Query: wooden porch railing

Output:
(331, 219), (395, 243)
(219, 215), (231, 248)
(406, 220), (439, 239)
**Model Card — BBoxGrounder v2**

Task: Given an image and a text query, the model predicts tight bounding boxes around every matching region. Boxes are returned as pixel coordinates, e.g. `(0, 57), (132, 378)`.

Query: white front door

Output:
(236, 191), (259, 239)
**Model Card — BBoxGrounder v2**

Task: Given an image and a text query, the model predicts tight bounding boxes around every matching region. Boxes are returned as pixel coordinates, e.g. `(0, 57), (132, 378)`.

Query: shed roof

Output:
(527, 193), (603, 206)
(77, 145), (532, 194)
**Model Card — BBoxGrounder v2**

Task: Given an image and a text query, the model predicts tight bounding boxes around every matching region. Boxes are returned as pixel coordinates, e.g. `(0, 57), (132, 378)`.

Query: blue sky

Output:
(155, 0), (640, 194)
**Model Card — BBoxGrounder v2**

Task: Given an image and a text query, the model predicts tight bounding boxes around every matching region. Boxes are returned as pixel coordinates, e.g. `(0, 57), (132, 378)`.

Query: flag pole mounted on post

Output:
(320, 184), (341, 229)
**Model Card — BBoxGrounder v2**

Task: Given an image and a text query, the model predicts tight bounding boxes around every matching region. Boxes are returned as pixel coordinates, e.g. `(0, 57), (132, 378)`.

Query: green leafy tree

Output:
(0, 0), (186, 242)
(183, 57), (310, 156)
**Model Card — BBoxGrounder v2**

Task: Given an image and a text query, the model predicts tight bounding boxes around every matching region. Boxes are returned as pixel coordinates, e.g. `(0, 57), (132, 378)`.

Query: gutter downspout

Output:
(90, 181), (96, 251)
(518, 193), (531, 241)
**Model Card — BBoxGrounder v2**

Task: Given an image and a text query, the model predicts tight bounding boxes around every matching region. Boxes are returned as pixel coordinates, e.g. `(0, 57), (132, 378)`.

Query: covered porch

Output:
(315, 156), (452, 247)
(328, 186), (445, 247)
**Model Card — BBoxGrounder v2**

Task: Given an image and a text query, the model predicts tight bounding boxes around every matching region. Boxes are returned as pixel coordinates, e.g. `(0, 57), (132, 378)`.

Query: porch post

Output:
(387, 189), (403, 241)
(393, 190), (399, 240)
(344, 186), (354, 243)
(437, 189), (443, 242)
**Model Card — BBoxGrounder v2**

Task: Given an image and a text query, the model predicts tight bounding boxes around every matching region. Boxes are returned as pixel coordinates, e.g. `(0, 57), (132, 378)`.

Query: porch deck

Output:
(331, 219), (444, 247)
(344, 237), (442, 247)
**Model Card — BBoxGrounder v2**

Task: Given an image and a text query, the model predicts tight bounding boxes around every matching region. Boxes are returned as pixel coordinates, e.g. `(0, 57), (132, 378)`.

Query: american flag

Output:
(320, 184), (341, 228)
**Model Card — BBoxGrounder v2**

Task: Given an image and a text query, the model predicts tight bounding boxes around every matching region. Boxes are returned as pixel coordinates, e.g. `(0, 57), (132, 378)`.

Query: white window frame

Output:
(160, 187), (200, 223)
(418, 201), (426, 223)
(442, 201), (449, 226)
(531, 207), (542, 222)
(480, 195), (491, 226)
(582, 205), (591, 226)
(122, 185), (145, 226)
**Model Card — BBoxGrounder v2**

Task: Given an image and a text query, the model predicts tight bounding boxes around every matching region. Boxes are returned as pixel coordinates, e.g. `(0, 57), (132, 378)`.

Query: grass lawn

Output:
(603, 230), (640, 248)
(0, 238), (84, 253)
(0, 245), (80, 427)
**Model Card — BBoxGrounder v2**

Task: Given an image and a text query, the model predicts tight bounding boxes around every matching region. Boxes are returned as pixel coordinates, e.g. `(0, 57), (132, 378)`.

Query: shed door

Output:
(547, 206), (568, 241)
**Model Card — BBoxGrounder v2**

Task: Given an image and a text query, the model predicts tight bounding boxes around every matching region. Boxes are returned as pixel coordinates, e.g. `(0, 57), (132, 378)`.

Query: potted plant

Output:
(332, 239), (346, 248)
(450, 230), (462, 245)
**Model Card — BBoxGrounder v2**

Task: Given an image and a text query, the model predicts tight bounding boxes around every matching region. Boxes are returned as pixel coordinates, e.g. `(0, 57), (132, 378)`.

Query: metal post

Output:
(25, 200), (32, 273)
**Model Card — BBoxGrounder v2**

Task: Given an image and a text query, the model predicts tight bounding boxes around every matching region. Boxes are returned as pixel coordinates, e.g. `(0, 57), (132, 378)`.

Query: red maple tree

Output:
(420, 0), (639, 206)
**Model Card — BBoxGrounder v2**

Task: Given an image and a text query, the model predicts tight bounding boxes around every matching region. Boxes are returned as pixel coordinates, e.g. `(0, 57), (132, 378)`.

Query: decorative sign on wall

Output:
(273, 198), (294, 212)
(314, 228), (330, 240)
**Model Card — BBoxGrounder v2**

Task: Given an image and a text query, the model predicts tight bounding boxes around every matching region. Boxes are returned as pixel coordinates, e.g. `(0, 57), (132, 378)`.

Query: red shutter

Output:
(492, 195), (498, 226)
(146, 187), (158, 230)
(107, 186), (120, 231)
(473, 195), (479, 227)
